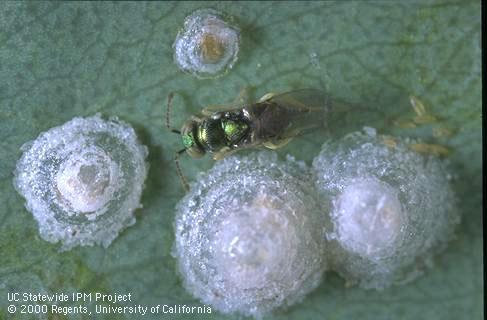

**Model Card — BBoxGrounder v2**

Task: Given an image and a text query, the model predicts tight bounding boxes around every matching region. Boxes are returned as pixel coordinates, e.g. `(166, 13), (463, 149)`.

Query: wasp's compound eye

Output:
(181, 122), (205, 158)
(312, 128), (460, 289)
(174, 151), (326, 317)
(182, 132), (195, 148)
(13, 114), (148, 251)
(173, 8), (240, 79)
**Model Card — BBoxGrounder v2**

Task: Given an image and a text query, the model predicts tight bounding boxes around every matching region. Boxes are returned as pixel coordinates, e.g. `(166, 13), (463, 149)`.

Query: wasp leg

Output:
(202, 88), (252, 116)
(233, 86), (251, 105)
(212, 147), (238, 160)
(190, 115), (204, 122)
(258, 92), (277, 102)
(263, 137), (293, 150)
(258, 92), (312, 112)
(264, 124), (319, 150)
(201, 104), (237, 116)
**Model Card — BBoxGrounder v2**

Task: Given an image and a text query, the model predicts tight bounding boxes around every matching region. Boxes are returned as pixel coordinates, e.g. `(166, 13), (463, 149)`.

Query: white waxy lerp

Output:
(173, 8), (240, 79)
(312, 128), (460, 289)
(174, 152), (326, 317)
(13, 114), (148, 250)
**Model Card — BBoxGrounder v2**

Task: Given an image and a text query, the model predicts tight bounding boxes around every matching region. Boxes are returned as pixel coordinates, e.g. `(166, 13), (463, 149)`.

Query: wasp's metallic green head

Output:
(181, 120), (205, 158)
(221, 118), (248, 145)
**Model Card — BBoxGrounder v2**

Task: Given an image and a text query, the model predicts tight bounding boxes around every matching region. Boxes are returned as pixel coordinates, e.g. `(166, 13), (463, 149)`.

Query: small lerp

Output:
(173, 8), (240, 79)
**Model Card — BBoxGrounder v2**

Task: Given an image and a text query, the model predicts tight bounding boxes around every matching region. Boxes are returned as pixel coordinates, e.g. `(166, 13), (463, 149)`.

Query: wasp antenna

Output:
(175, 149), (190, 192)
(166, 92), (177, 131)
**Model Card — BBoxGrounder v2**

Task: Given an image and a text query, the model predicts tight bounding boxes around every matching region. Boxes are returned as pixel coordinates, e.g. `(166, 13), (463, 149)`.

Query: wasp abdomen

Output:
(250, 102), (292, 140)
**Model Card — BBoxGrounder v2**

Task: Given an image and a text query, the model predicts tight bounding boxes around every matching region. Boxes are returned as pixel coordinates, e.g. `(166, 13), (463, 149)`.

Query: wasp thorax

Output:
(13, 114), (148, 250)
(174, 152), (326, 317)
(173, 8), (240, 79)
(221, 118), (248, 144)
(312, 128), (459, 289)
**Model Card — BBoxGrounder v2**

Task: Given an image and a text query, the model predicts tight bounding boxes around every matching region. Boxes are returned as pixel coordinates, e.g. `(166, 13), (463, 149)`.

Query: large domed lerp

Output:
(174, 152), (326, 317)
(13, 114), (148, 250)
(312, 128), (459, 289)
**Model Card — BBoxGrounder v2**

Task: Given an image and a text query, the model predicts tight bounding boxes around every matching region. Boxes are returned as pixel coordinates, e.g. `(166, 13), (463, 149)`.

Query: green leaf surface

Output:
(0, 1), (481, 319)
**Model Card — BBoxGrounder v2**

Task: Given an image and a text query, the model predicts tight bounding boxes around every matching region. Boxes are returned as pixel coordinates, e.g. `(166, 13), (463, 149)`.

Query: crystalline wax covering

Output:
(312, 128), (460, 289)
(174, 152), (326, 317)
(13, 114), (148, 250)
(173, 8), (240, 79)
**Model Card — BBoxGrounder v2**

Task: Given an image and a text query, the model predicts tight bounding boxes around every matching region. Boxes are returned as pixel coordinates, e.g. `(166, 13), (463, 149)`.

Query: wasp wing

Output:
(265, 89), (330, 112)
(249, 89), (330, 146)
(201, 103), (242, 116)
(201, 88), (252, 116)
(263, 89), (388, 141)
